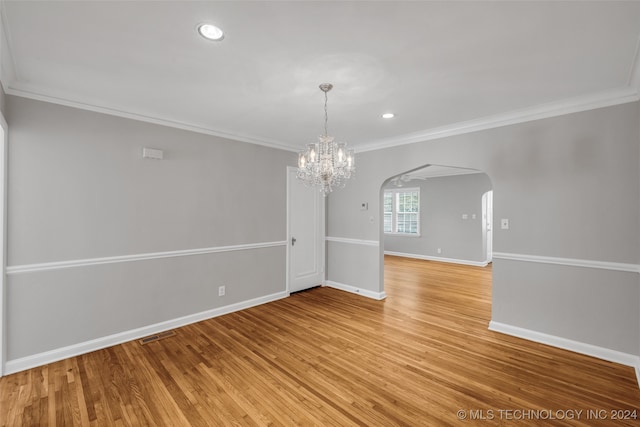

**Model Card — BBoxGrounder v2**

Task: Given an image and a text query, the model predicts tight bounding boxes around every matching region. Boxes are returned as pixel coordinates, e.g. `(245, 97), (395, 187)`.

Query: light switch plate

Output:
(501, 218), (509, 230)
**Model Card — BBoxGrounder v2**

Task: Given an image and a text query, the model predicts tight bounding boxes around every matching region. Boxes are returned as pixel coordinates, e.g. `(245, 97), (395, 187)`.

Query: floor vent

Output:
(139, 330), (177, 345)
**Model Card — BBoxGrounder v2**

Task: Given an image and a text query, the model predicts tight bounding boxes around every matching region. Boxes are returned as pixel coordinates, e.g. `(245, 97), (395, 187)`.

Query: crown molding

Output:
(0, 2), (292, 151)
(0, 0), (17, 92)
(1, 14), (639, 155)
(6, 82), (640, 157)
(627, 35), (640, 91)
(4, 84), (298, 152)
(357, 86), (640, 153)
(359, 41), (640, 153)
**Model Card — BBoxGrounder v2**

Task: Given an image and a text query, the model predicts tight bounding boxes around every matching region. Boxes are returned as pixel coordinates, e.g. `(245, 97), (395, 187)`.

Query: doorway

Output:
(381, 164), (493, 299)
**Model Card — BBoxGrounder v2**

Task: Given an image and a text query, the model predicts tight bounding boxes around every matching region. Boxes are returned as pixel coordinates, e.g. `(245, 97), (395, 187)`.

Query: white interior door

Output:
(287, 167), (324, 293)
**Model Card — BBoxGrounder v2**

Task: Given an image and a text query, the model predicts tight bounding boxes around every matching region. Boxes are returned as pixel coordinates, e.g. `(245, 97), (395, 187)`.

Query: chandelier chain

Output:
(324, 90), (328, 136)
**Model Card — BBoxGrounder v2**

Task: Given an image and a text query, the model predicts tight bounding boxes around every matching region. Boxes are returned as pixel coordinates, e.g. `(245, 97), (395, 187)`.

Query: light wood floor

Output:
(1, 255), (638, 426)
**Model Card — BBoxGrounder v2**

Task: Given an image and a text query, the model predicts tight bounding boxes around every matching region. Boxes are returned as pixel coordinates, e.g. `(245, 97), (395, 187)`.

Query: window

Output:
(384, 188), (420, 235)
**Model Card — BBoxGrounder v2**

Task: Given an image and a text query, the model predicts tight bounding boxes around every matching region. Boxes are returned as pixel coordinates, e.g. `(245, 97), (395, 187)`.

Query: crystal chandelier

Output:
(297, 83), (355, 196)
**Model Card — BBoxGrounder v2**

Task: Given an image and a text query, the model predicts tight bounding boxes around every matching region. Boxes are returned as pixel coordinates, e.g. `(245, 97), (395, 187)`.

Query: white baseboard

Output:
(489, 321), (638, 368)
(384, 251), (488, 267)
(5, 291), (289, 375)
(324, 280), (387, 301)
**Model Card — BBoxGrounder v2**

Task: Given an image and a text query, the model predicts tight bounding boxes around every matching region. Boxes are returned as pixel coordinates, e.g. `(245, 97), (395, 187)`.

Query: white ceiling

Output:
(2, 1), (640, 152)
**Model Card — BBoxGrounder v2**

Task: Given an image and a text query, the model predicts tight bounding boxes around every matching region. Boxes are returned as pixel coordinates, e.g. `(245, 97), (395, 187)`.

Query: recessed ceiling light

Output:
(382, 113), (395, 119)
(198, 23), (224, 41)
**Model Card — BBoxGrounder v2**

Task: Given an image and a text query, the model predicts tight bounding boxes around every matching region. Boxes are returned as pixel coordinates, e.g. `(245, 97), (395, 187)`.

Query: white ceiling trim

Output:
(1, 9), (639, 155)
(0, 1), (17, 91)
(627, 36), (640, 90)
(6, 83), (639, 156)
(359, 37), (640, 153)
(5, 84), (296, 152)
(357, 86), (640, 153)
(0, 0), (295, 153)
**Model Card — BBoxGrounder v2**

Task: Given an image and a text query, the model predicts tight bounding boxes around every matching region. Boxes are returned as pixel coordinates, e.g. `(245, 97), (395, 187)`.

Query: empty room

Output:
(0, 1), (639, 425)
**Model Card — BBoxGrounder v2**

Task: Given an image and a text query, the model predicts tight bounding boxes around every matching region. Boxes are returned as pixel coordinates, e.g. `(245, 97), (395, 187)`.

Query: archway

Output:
(379, 164), (494, 305)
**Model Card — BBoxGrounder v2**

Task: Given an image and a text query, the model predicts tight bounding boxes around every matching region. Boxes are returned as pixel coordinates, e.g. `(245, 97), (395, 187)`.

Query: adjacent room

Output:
(0, 1), (639, 425)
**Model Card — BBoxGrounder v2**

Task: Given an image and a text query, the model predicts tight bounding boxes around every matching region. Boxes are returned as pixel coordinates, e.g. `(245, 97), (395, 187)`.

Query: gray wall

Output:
(5, 94), (640, 363)
(383, 173), (492, 263)
(0, 85), (5, 117)
(6, 96), (294, 360)
(327, 101), (640, 356)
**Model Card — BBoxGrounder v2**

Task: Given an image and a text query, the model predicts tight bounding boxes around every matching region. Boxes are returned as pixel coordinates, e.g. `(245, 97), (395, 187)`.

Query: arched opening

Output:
(380, 164), (493, 316)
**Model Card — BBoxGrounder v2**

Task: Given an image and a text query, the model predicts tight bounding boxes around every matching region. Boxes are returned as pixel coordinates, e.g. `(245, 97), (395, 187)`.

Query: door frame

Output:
(0, 112), (7, 377)
(482, 190), (493, 264)
(286, 166), (325, 293)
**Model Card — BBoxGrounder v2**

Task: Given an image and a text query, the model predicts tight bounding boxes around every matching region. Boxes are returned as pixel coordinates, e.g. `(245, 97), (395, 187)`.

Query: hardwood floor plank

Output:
(1, 255), (638, 425)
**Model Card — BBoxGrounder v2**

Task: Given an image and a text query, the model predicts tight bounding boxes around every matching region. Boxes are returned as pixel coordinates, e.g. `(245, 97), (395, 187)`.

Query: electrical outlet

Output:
(437, 248), (442, 254)
(218, 285), (225, 297)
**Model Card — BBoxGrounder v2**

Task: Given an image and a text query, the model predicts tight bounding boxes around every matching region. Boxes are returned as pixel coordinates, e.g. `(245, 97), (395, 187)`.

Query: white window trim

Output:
(384, 187), (421, 237)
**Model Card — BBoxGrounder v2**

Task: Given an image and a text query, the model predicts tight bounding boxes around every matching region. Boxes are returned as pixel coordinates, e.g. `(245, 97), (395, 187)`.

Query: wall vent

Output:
(139, 330), (176, 345)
